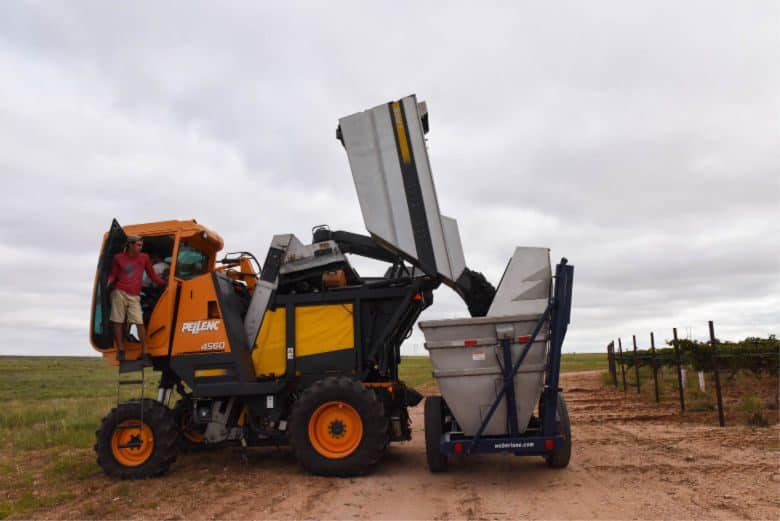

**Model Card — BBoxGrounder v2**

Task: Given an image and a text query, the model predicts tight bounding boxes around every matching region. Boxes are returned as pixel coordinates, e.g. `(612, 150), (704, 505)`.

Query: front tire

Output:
(424, 396), (448, 473)
(289, 377), (388, 477)
(95, 399), (178, 479)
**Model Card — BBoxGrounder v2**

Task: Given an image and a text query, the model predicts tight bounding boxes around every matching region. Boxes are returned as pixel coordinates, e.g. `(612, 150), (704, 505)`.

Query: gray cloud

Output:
(0, 1), (777, 355)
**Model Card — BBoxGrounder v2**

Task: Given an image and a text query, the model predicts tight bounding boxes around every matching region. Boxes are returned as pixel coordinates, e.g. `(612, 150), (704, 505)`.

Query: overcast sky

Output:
(0, 1), (777, 356)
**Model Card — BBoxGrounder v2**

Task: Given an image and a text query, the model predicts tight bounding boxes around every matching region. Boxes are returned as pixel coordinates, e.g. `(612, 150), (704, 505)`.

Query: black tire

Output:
(424, 396), (448, 473)
(289, 377), (388, 477)
(95, 399), (178, 479)
(544, 395), (571, 469)
(172, 399), (210, 452)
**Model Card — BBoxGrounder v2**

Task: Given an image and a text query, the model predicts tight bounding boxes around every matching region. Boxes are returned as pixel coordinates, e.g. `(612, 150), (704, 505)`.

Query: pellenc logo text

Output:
(181, 320), (220, 334)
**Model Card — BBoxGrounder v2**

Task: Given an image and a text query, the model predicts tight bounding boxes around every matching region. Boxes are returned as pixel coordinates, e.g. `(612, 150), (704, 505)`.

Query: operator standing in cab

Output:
(107, 235), (166, 360)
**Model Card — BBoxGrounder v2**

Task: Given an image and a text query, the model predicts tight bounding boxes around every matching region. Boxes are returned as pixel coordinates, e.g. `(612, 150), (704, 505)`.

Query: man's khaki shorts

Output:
(110, 289), (143, 324)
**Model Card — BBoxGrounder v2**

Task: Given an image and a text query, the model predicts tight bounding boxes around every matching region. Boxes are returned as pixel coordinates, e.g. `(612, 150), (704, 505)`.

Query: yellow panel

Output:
(252, 309), (287, 377)
(295, 304), (354, 357)
(194, 369), (227, 378)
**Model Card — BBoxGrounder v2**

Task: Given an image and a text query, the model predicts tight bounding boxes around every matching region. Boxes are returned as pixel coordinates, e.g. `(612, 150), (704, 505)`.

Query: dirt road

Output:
(47, 371), (779, 520)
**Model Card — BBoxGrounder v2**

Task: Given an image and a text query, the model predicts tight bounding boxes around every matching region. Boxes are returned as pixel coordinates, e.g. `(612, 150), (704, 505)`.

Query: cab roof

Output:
(119, 219), (224, 250)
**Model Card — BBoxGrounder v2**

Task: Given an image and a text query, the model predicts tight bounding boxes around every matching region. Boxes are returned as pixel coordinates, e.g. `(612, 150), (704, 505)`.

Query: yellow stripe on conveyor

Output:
(391, 101), (411, 164)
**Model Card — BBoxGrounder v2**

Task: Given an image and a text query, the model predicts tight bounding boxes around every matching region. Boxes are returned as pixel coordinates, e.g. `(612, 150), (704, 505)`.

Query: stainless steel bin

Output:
(420, 246), (552, 436)
(420, 314), (549, 436)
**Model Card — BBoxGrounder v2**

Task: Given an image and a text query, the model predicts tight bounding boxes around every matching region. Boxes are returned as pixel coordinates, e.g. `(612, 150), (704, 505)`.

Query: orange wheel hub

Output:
(308, 401), (363, 459)
(111, 420), (154, 467)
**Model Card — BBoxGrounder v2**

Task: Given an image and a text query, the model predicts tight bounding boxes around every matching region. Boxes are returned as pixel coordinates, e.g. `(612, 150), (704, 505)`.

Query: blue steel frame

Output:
(439, 259), (574, 456)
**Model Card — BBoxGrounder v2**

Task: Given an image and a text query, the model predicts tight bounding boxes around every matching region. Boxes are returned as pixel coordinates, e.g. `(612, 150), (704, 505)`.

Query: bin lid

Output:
(487, 247), (551, 317)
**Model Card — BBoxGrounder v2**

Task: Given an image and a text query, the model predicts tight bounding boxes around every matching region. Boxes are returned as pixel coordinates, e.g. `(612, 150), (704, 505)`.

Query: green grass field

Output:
(0, 354), (604, 455)
(0, 357), (165, 518)
(558, 352), (607, 373)
(0, 353), (605, 518)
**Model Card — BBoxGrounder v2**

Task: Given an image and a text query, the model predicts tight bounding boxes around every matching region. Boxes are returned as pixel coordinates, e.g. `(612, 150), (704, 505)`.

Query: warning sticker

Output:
(472, 352), (486, 361)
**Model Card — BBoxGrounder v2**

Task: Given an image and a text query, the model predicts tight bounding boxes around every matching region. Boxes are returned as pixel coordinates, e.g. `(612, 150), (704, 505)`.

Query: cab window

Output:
(176, 244), (208, 280)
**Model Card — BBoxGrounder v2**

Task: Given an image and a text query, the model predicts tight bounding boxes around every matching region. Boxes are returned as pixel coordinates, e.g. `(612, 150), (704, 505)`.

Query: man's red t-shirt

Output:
(109, 252), (166, 296)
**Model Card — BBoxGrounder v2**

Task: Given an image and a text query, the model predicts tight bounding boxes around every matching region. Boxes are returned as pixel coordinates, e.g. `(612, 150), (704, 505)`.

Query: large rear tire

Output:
(544, 395), (571, 469)
(424, 396), (448, 473)
(289, 377), (388, 477)
(95, 399), (178, 479)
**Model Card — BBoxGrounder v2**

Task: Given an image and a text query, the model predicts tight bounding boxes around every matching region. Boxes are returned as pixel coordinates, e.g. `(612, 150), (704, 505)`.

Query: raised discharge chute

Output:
(337, 94), (494, 316)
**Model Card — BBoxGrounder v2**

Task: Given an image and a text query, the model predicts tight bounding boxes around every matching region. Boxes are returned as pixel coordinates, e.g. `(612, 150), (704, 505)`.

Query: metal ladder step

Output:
(119, 359), (152, 374)
(115, 357), (148, 406)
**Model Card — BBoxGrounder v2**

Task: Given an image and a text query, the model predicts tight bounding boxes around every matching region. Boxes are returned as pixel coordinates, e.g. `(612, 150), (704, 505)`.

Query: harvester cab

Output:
(90, 94), (498, 478)
(91, 219), (226, 360)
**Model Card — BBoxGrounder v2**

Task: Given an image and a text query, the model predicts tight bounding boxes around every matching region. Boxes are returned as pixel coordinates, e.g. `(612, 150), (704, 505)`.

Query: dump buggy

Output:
(421, 253), (574, 471)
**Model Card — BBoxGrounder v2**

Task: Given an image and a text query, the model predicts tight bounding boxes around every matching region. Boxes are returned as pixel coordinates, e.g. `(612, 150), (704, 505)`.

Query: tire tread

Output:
(545, 395), (571, 469)
(424, 396), (448, 473)
(289, 377), (388, 477)
(95, 398), (178, 479)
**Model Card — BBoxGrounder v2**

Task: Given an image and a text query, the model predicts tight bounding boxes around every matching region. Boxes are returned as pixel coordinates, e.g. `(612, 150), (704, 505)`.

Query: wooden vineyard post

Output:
(708, 321), (725, 427)
(650, 332), (660, 403)
(632, 335), (641, 394)
(607, 341), (617, 386)
(618, 338), (628, 391)
(673, 327), (685, 412)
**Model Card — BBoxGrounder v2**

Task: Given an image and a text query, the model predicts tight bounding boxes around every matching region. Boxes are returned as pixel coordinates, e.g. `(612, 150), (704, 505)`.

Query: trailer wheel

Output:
(544, 395), (571, 469)
(424, 396), (448, 473)
(290, 377), (388, 477)
(172, 399), (210, 452)
(95, 399), (178, 478)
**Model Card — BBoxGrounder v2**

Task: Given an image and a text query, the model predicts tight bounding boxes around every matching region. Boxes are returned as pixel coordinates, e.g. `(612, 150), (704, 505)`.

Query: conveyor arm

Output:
(313, 228), (494, 317)
(338, 94), (496, 317)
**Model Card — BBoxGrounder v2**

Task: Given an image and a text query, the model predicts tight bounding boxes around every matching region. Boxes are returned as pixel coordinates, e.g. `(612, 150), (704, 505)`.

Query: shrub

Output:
(737, 395), (769, 427)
